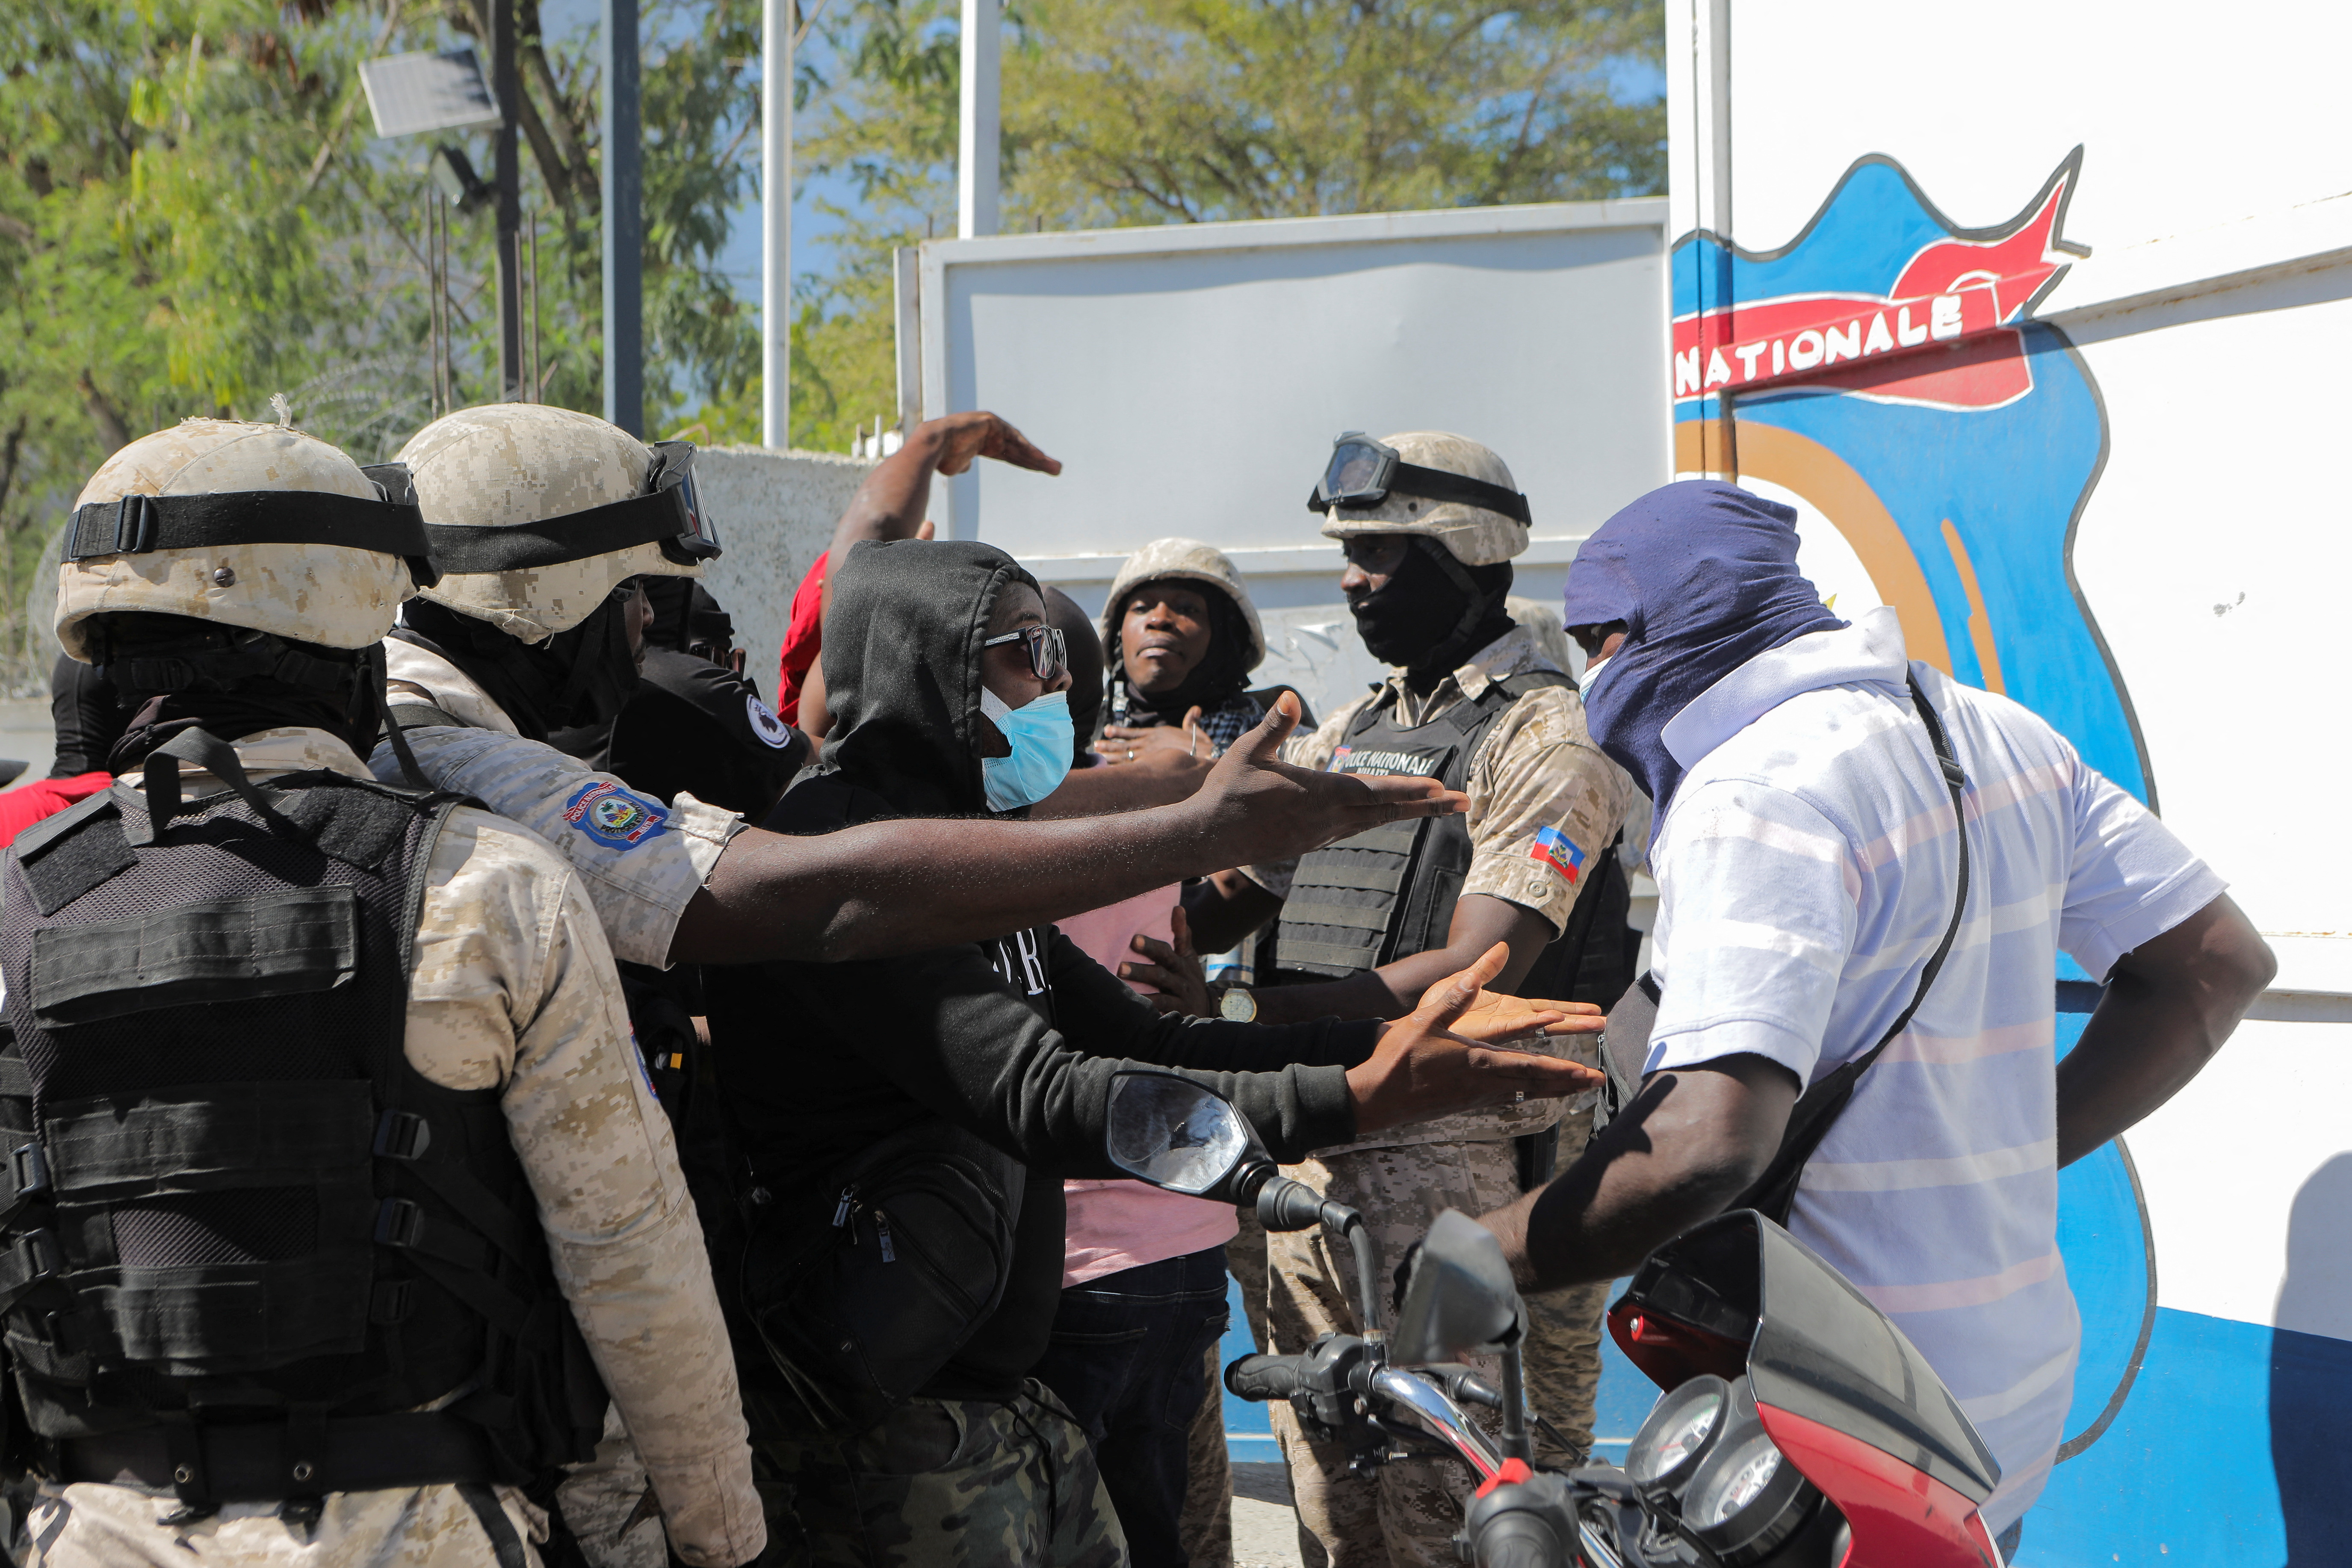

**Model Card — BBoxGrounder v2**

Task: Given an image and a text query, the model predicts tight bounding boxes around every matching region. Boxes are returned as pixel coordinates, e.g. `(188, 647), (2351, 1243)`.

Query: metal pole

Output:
(760, 0), (793, 449)
(430, 192), (449, 416)
(957, 0), (998, 238)
(492, 0), (522, 400)
(603, 0), (644, 435)
(892, 245), (920, 432)
(422, 194), (435, 418)
(523, 207), (538, 401)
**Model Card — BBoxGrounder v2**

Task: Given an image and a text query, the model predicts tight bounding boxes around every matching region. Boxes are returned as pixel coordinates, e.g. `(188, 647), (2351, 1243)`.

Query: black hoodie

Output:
(703, 539), (1374, 1402)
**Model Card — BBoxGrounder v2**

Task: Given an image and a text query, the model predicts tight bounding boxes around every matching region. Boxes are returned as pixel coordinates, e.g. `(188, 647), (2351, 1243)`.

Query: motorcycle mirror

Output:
(1391, 1209), (1525, 1365)
(1105, 1069), (1270, 1200)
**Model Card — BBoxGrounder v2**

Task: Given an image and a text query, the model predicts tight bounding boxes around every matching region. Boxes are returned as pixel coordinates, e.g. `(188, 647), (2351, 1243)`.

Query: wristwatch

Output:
(1217, 985), (1259, 1023)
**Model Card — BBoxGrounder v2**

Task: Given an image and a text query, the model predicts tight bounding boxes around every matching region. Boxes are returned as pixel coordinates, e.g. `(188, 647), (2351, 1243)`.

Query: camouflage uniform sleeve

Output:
(1243, 696), (1369, 899)
(1460, 686), (1634, 936)
(405, 809), (765, 1568)
(371, 725), (743, 968)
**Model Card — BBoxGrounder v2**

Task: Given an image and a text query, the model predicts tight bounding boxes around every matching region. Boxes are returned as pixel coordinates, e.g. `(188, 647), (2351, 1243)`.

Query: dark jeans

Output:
(1030, 1247), (1231, 1568)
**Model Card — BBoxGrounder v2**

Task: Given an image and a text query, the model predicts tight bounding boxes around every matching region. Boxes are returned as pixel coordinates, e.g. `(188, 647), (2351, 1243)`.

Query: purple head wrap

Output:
(1562, 481), (1845, 837)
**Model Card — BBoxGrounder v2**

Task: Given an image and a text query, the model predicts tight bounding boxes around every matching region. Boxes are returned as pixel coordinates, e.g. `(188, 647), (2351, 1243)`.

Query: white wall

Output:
(1718, 0), (2352, 265)
(694, 446), (875, 691)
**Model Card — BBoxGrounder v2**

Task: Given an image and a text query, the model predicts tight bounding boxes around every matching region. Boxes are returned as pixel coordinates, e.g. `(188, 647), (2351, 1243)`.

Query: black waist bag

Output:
(739, 1120), (1025, 1434)
(1596, 673), (1973, 1227)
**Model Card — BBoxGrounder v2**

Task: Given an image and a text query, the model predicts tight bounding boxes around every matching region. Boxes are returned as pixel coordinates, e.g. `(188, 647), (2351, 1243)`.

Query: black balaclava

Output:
(50, 652), (129, 777)
(644, 576), (736, 658)
(89, 612), (381, 772)
(1044, 588), (1103, 770)
(1348, 535), (1516, 684)
(1106, 579), (1255, 731)
(398, 593), (641, 743)
(810, 538), (1036, 820)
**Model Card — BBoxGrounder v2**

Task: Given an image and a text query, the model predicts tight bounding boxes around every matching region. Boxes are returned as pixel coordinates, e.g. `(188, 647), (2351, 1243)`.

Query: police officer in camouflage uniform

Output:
(7, 418), (762, 1568)
(1178, 431), (1634, 1568)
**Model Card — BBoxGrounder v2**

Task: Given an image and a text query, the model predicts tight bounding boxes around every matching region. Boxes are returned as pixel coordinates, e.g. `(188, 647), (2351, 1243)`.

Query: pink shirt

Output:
(1056, 885), (1240, 1287)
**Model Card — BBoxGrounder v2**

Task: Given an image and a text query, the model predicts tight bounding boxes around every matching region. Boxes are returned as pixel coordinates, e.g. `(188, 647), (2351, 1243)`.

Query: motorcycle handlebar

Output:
(1472, 1511), (1571, 1568)
(1225, 1353), (1311, 1402)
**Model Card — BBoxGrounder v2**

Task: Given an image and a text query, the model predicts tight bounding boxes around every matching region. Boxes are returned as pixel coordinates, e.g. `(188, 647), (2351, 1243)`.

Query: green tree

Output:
(751, 0), (1663, 451)
(1, 0), (764, 690)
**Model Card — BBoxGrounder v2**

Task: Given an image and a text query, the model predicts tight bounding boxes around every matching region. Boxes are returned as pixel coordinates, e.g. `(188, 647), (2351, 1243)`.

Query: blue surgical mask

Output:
(979, 687), (1074, 812)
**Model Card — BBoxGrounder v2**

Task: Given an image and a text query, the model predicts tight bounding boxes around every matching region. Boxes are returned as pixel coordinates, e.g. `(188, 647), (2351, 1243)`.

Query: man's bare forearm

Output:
(684, 805), (1279, 963)
(1481, 1057), (1797, 1291)
(674, 696), (1463, 965)
(1030, 758), (1208, 819)
(831, 425), (949, 556)
(2055, 894), (2272, 1166)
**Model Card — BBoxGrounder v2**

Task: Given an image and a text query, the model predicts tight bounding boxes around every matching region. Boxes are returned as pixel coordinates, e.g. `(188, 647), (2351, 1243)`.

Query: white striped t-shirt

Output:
(1643, 607), (2223, 1533)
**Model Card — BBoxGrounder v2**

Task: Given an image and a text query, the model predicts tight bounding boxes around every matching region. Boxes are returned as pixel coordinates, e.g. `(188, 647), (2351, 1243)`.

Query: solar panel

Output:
(358, 48), (502, 139)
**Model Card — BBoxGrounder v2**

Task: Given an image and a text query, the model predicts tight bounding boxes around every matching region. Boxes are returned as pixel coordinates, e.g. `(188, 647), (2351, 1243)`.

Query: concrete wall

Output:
(694, 446), (875, 690)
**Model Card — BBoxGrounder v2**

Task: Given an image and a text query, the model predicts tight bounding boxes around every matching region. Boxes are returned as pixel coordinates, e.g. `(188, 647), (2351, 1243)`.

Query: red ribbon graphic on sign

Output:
(1672, 175), (2074, 411)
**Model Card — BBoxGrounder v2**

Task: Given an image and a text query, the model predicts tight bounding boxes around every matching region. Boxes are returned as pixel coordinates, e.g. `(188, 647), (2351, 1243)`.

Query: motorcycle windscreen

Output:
(1609, 1211), (2000, 1507)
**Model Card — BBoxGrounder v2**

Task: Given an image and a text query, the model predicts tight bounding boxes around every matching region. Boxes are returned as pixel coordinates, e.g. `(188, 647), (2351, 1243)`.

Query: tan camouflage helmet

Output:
(1315, 430), (1531, 567)
(1100, 537), (1267, 667)
(399, 403), (712, 644)
(56, 418), (424, 661)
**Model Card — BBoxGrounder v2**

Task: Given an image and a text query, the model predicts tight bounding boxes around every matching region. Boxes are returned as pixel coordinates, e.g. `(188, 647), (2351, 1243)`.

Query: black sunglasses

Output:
(980, 624), (1067, 682)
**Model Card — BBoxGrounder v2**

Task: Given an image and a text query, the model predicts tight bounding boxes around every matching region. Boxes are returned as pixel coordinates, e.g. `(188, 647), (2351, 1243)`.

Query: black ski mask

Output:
(88, 612), (388, 771)
(397, 592), (643, 743)
(1346, 536), (1516, 679)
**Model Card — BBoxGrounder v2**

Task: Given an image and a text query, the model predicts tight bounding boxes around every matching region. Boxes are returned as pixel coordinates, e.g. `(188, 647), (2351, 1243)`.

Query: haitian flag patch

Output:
(1530, 826), (1586, 884)
(563, 780), (671, 850)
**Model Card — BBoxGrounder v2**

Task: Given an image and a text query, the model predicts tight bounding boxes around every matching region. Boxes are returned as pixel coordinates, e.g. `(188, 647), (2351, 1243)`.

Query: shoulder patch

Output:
(1530, 825), (1587, 885)
(745, 694), (794, 749)
(562, 780), (671, 850)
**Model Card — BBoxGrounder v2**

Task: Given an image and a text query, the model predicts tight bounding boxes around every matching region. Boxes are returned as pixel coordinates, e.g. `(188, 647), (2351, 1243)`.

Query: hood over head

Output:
(814, 537), (1038, 818)
(1562, 480), (1845, 834)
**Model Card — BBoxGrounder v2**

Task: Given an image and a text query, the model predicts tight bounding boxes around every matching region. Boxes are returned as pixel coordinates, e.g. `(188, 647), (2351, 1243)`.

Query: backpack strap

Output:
(1730, 672), (1973, 1224)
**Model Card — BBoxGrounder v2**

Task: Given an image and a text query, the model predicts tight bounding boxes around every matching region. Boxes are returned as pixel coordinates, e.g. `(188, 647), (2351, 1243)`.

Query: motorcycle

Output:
(1100, 1068), (2009, 1568)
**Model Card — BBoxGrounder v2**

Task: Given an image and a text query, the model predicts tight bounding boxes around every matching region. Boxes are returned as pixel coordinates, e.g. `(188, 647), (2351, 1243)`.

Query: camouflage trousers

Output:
(1524, 1105), (1608, 1467)
(1266, 1128), (1605, 1568)
(746, 1374), (1127, 1568)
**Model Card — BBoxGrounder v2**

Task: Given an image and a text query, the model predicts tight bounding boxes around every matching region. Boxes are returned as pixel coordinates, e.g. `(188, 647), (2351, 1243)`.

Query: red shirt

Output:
(0, 772), (111, 845)
(775, 549), (829, 726)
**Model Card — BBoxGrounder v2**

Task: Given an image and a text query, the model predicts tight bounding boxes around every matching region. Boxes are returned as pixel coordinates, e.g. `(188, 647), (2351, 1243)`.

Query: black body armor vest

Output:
(1274, 670), (1577, 980)
(0, 756), (603, 1508)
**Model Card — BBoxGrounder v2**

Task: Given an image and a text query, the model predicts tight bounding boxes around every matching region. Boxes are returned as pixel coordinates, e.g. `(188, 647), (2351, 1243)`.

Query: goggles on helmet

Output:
(417, 440), (722, 576)
(64, 465), (443, 588)
(1306, 432), (1531, 526)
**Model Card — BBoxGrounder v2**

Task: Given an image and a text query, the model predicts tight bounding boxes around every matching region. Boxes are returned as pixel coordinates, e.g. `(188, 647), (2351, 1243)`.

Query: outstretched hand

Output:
(1191, 692), (1466, 871)
(931, 411), (1062, 477)
(1345, 944), (1604, 1133)
(1450, 990), (1605, 1047)
(1122, 906), (1212, 1016)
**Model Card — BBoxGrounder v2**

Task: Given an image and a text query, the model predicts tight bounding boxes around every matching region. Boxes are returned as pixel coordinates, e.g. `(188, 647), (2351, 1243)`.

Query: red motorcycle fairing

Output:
(1610, 1211), (2005, 1565)
(1757, 1403), (2001, 1568)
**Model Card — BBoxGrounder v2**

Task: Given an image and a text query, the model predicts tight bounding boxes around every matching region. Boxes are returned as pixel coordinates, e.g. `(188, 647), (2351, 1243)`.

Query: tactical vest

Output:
(1276, 670), (1576, 980)
(0, 745), (603, 1509)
